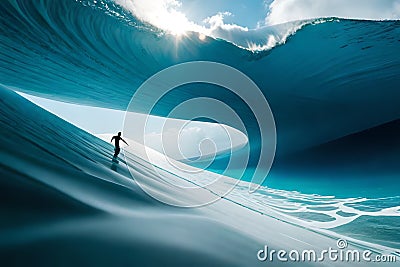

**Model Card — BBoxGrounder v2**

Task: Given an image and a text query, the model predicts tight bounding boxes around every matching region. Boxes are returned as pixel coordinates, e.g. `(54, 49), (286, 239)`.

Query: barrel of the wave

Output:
(123, 61), (276, 207)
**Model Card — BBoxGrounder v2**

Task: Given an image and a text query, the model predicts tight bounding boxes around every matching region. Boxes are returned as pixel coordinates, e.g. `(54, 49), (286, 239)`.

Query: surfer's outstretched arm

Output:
(122, 138), (128, 146)
(110, 136), (115, 143)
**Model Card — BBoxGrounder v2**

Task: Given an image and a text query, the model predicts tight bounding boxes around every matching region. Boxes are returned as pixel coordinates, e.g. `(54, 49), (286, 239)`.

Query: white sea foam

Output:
(117, 137), (400, 232)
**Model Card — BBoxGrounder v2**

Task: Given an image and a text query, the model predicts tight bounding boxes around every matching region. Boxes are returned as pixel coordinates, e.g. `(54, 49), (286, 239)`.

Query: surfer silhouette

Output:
(111, 132), (128, 160)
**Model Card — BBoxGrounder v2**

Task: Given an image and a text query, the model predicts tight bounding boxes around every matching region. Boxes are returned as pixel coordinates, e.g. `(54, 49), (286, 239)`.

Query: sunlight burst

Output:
(158, 10), (191, 36)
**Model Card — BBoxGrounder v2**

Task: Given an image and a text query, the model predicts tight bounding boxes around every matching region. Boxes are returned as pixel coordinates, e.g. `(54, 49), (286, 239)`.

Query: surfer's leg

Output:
(114, 147), (120, 158)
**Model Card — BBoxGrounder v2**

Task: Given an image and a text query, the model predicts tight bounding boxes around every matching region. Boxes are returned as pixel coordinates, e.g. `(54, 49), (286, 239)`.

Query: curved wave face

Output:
(1, 0), (400, 257)
(1, 0), (400, 157)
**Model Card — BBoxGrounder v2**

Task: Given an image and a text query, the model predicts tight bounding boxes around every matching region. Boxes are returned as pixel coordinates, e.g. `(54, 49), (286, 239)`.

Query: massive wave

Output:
(1, 0), (399, 158)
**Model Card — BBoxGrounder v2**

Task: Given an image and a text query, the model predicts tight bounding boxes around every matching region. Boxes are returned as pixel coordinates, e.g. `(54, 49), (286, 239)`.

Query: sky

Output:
(177, 0), (271, 28)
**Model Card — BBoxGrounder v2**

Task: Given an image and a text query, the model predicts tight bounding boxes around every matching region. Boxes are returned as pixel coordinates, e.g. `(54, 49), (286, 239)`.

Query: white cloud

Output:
(201, 12), (252, 46)
(204, 12), (248, 32)
(115, 0), (249, 40)
(266, 0), (400, 25)
(115, 0), (204, 34)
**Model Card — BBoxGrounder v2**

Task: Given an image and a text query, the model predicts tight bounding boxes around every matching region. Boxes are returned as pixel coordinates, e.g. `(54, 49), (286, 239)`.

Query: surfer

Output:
(111, 132), (128, 159)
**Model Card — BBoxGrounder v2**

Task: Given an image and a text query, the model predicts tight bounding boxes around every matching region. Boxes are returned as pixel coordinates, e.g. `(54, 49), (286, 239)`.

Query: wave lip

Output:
(114, 0), (400, 51)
